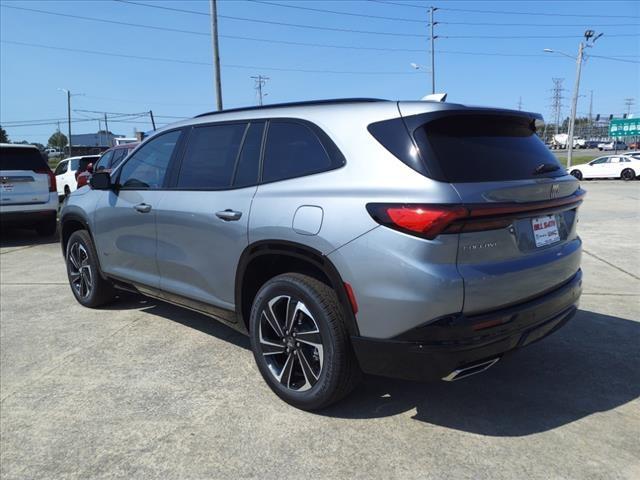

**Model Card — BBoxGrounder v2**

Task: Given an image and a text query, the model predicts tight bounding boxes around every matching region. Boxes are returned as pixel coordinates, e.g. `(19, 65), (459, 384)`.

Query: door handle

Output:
(216, 209), (242, 221)
(134, 203), (152, 213)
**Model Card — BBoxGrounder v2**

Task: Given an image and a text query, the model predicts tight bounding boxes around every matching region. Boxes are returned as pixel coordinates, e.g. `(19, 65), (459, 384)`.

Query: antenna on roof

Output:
(421, 93), (447, 102)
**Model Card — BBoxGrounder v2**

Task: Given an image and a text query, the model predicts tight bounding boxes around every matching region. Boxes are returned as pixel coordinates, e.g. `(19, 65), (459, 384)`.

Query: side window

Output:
(54, 161), (68, 175)
(262, 121), (333, 183)
(233, 121), (264, 188)
(176, 123), (247, 189)
(97, 151), (114, 171)
(118, 130), (182, 189)
(110, 149), (127, 168)
(591, 157), (608, 165)
(70, 158), (80, 171)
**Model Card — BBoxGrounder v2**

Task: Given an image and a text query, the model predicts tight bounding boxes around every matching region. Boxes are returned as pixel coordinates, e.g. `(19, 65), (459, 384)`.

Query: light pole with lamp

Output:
(544, 30), (603, 169)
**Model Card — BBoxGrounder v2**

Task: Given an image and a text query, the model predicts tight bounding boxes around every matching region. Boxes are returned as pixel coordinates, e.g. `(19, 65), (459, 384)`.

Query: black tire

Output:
(35, 215), (57, 237)
(570, 169), (583, 180)
(249, 273), (361, 410)
(621, 168), (636, 181)
(65, 230), (115, 307)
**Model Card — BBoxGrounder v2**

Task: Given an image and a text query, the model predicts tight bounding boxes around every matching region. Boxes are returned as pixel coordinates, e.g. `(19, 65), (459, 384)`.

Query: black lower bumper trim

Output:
(0, 210), (56, 226)
(351, 270), (582, 382)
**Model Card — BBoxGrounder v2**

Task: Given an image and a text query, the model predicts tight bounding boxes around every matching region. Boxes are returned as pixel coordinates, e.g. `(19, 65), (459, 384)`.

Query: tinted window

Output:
(96, 151), (114, 171)
(177, 123), (247, 189)
(263, 121), (333, 183)
(233, 121), (264, 188)
(0, 147), (48, 171)
(110, 149), (128, 168)
(54, 161), (68, 175)
(591, 157), (608, 165)
(118, 130), (181, 189)
(412, 114), (564, 182)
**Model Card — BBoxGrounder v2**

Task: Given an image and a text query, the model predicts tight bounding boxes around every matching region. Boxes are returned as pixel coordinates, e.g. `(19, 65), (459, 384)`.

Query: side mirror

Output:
(86, 163), (94, 173)
(90, 171), (112, 190)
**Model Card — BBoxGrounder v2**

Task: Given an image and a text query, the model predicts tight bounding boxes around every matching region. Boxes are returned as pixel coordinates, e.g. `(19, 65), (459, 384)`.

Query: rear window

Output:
(0, 147), (48, 171)
(413, 115), (563, 183)
(369, 113), (563, 183)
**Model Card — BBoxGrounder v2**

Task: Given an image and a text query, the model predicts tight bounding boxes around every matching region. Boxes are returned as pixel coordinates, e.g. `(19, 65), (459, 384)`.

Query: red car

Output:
(76, 142), (139, 189)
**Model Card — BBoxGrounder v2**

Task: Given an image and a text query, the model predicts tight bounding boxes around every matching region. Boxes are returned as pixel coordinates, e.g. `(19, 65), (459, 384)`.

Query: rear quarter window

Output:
(0, 147), (48, 171)
(262, 121), (342, 183)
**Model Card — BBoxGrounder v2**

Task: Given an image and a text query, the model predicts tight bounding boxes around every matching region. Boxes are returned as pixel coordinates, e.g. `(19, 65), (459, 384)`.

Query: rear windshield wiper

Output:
(533, 163), (560, 175)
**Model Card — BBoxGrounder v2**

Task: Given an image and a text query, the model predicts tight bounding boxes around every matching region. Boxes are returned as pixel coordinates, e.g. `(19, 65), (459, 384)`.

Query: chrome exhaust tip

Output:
(442, 357), (500, 382)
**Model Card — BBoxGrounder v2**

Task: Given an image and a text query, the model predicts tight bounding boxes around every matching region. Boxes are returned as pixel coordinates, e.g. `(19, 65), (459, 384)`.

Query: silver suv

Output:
(60, 99), (583, 410)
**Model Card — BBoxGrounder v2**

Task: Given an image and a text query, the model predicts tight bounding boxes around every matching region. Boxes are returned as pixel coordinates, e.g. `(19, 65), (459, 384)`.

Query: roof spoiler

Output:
(421, 93), (447, 102)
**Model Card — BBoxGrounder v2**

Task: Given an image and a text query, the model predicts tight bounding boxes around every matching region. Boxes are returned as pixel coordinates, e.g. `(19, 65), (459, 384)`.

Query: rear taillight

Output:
(35, 167), (57, 193)
(367, 204), (468, 240)
(367, 189), (585, 240)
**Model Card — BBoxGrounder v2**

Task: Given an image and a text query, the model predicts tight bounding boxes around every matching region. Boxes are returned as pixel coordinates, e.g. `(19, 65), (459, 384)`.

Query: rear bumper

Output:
(0, 209), (57, 226)
(351, 269), (582, 382)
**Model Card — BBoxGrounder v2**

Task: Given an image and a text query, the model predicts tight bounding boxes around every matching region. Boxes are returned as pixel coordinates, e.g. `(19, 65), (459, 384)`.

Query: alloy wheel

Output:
(68, 242), (93, 299)
(258, 295), (324, 392)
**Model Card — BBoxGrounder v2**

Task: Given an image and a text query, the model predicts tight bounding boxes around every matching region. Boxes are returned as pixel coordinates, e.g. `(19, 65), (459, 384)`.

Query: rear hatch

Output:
(399, 104), (583, 314)
(0, 146), (52, 205)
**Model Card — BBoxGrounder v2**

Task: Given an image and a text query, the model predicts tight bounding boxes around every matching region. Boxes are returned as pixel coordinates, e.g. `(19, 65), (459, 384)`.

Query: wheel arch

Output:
(235, 240), (359, 336)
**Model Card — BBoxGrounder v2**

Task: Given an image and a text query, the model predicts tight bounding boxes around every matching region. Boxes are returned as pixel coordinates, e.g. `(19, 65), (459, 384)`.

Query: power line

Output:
(4, 5), (637, 55)
(373, 1), (640, 18)
(0, 40), (420, 75)
(588, 54), (640, 64)
(114, 1), (640, 39)
(248, 0), (424, 23)
(115, 0), (428, 37)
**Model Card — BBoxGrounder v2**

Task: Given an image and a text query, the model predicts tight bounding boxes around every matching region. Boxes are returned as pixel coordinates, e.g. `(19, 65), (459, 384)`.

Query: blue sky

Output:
(1, 0), (638, 145)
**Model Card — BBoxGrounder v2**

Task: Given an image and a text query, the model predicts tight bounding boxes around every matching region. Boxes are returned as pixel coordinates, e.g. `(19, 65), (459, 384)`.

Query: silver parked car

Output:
(60, 99), (584, 410)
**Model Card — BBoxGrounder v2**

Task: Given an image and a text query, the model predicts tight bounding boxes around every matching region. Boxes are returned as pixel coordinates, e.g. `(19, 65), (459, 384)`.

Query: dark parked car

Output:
(76, 143), (138, 189)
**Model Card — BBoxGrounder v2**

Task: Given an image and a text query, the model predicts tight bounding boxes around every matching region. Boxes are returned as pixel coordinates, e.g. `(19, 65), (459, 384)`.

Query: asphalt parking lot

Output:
(1, 181), (639, 479)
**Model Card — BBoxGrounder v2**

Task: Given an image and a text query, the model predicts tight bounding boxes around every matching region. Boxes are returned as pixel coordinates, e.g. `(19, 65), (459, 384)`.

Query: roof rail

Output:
(194, 98), (386, 118)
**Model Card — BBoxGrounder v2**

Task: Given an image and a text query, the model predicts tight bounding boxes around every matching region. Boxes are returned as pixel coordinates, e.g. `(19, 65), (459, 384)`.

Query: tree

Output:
(48, 131), (67, 151)
(0, 125), (8, 143)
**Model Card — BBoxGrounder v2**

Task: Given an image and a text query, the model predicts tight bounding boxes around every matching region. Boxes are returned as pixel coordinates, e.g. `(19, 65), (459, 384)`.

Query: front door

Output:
(93, 129), (183, 288)
(155, 121), (264, 313)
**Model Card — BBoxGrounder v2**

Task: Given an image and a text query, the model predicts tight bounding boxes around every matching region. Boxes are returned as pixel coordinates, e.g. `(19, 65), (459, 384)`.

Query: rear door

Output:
(0, 146), (51, 205)
(402, 107), (582, 314)
(155, 121), (263, 313)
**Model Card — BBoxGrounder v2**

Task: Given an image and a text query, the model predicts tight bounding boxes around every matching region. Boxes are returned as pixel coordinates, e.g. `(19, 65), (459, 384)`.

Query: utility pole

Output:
(66, 90), (72, 157)
(149, 110), (156, 131)
(565, 30), (603, 169)
(209, 0), (223, 110)
(566, 41), (584, 169)
(429, 7), (437, 94)
(251, 75), (270, 106)
(104, 113), (110, 147)
(517, 97), (523, 111)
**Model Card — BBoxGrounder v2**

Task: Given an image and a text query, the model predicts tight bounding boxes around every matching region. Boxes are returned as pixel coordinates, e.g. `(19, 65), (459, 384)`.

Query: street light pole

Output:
(545, 30), (603, 169)
(209, 0), (223, 110)
(566, 41), (585, 170)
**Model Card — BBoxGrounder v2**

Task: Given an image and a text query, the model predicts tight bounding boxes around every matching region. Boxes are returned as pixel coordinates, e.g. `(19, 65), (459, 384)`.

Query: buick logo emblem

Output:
(550, 184), (560, 199)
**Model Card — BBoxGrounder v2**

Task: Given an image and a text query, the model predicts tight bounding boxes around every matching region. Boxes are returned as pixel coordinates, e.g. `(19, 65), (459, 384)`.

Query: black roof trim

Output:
(194, 98), (386, 118)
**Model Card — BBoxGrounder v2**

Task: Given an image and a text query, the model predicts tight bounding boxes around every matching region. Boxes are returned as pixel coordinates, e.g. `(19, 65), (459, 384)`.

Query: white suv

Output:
(0, 143), (58, 236)
(54, 155), (100, 197)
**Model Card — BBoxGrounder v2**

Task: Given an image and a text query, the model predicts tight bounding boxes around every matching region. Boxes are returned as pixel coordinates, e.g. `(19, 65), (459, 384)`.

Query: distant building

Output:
(69, 130), (125, 155)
